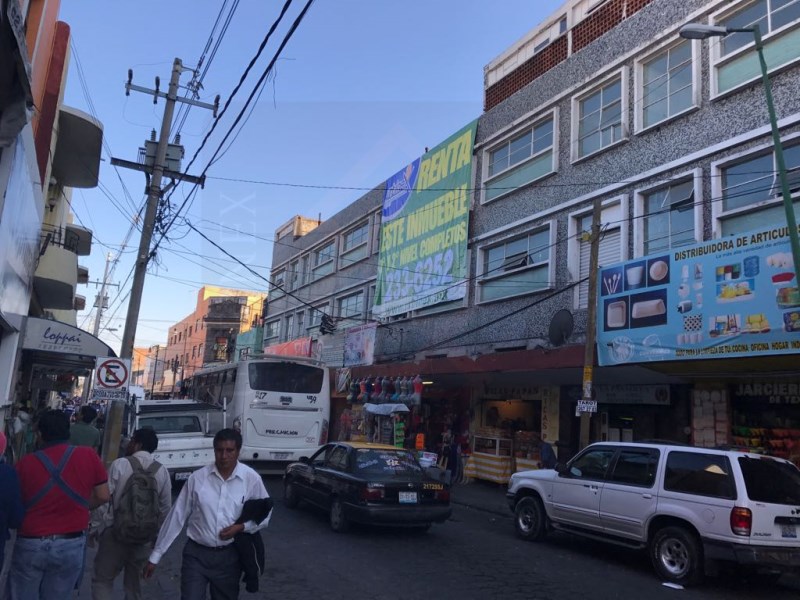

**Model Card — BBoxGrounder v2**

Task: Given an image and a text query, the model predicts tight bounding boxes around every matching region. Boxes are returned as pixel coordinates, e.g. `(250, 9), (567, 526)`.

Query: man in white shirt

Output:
(144, 428), (270, 600)
(91, 427), (172, 600)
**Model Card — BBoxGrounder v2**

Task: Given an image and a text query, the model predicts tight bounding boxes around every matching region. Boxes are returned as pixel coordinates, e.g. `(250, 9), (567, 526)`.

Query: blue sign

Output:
(597, 224), (800, 366)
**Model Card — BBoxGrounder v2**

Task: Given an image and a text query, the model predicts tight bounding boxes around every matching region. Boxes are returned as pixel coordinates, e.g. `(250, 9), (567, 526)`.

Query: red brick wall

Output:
(484, 0), (654, 111)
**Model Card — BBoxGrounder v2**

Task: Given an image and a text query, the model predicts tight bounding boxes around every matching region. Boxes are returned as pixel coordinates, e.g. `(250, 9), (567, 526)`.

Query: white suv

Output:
(506, 442), (800, 585)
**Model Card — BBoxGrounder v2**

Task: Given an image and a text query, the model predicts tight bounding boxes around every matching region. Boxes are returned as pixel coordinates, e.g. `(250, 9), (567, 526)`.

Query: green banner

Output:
(373, 120), (477, 318)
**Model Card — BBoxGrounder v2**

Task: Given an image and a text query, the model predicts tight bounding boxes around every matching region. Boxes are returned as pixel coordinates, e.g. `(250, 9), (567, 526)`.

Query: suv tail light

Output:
(360, 485), (384, 502)
(730, 507), (752, 536)
(319, 419), (329, 445)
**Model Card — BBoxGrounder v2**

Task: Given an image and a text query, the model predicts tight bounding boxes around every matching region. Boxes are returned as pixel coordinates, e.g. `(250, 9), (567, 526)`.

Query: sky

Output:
(59, 0), (566, 352)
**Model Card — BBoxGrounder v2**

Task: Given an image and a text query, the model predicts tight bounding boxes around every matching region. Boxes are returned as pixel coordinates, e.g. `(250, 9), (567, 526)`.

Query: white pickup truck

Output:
(126, 394), (225, 484)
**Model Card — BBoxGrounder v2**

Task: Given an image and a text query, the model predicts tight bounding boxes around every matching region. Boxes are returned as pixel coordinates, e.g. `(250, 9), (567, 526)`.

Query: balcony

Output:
(65, 223), (92, 256)
(51, 106), (103, 188)
(77, 265), (89, 284)
(34, 226), (79, 310)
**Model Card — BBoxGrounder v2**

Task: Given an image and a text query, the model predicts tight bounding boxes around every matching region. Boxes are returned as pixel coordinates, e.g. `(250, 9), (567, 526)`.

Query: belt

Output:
(18, 531), (84, 540)
(188, 538), (234, 551)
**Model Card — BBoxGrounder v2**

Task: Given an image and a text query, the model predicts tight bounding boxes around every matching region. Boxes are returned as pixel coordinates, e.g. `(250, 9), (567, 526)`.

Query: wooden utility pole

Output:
(579, 198), (603, 449)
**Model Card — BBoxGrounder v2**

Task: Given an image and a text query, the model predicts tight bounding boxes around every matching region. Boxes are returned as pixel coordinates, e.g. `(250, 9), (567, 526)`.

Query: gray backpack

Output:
(112, 456), (161, 544)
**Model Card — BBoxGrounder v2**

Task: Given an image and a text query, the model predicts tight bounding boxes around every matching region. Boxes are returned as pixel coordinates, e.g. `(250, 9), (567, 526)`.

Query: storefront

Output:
(730, 380), (800, 467)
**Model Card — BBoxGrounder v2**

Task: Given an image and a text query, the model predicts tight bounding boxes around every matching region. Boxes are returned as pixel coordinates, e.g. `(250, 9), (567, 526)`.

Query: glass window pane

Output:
(722, 154), (774, 211)
(581, 90), (602, 117)
(580, 131), (601, 157)
(644, 97), (668, 128)
(486, 246), (505, 274)
(604, 80), (621, 103)
(490, 145), (509, 176)
(505, 237), (527, 258)
(609, 450), (659, 487)
(569, 448), (616, 480)
(528, 230), (550, 263)
(532, 119), (554, 153)
(664, 451), (736, 499)
(773, 0), (800, 29)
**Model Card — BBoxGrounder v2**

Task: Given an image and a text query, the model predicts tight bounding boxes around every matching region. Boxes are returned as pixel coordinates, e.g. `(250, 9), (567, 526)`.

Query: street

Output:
(73, 477), (800, 600)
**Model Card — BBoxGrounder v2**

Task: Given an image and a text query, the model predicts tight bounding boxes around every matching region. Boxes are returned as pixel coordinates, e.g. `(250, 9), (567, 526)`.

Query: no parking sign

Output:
(92, 357), (131, 401)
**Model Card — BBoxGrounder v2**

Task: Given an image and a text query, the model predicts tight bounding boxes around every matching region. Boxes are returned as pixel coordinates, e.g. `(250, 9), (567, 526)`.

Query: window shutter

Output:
(578, 227), (621, 308)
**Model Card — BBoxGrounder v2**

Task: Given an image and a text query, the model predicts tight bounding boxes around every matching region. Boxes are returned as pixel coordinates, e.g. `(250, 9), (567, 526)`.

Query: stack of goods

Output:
(513, 431), (540, 460)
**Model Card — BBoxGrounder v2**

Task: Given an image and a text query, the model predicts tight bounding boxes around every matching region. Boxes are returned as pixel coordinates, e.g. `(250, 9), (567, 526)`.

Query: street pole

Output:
(580, 198), (603, 449)
(149, 345), (159, 398)
(92, 252), (113, 337)
(749, 26), (800, 285)
(119, 58), (184, 360)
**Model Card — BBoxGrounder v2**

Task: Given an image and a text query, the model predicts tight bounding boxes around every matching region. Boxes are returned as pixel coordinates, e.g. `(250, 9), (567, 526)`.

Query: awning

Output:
(22, 317), (116, 359)
(363, 403), (409, 416)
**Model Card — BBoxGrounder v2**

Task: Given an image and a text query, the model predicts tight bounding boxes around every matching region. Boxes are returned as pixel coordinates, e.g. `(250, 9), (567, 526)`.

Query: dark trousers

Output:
(181, 539), (240, 600)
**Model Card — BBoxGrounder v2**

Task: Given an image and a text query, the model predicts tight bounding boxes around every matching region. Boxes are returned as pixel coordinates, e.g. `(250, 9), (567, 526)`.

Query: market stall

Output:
(363, 403), (409, 447)
(464, 427), (513, 483)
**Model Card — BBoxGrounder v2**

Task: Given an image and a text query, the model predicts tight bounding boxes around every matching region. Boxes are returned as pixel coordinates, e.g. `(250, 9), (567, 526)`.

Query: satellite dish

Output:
(548, 309), (574, 346)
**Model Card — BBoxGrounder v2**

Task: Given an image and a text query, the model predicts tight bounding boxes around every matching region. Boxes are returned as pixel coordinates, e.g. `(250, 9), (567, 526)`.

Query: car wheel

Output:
(514, 496), (548, 541)
(329, 498), (349, 533)
(650, 526), (703, 586)
(284, 481), (299, 509)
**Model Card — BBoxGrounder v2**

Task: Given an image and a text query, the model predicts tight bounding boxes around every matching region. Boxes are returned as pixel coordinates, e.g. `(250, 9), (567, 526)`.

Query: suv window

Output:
(739, 456), (800, 505)
(664, 451), (736, 499)
(569, 448), (616, 480)
(608, 449), (659, 487)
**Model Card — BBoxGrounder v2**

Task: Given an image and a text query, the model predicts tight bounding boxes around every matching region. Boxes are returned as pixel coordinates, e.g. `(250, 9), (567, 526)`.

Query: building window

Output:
(716, 143), (800, 236)
(309, 305), (326, 328)
(341, 221), (369, 266)
(284, 314), (294, 341)
(265, 320), (280, 341)
(484, 111), (557, 203)
(574, 72), (626, 160)
(713, 0), (800, 94)
(571, 201), (624, 309)
(558, 15), (567, 34)
(478, 225), (553, 303)
(312, 241), (336, 279)
(296, 311), (305, 333)
(270, 269), (285, 299)
(289, 260), (299, 291)
(338, 290), (364, 320)
(640, 180), (696, 255)
(638, 39), (694, 130)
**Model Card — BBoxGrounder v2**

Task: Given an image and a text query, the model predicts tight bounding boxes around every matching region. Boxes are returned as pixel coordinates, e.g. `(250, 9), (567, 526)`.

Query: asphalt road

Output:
(74, 477), (800, 599)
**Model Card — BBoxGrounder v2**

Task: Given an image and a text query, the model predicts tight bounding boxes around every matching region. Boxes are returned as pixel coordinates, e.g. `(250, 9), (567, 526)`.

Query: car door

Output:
(297, 444), (333, 507)
(550, 446), (616, 531)
(314, 445), (349, 509)
(599, 447), (660, 540)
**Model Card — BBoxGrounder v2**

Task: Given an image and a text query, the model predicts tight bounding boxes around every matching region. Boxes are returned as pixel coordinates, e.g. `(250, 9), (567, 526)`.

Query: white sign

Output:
(92, 357), (131, 401)
(22, 317), (115, 357)
(576, 400), (598, 414)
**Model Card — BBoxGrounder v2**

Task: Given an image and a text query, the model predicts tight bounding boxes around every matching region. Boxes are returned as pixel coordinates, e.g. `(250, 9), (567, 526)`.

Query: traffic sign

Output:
(576, 399), (598, 415)
(92, 358), (131, 401)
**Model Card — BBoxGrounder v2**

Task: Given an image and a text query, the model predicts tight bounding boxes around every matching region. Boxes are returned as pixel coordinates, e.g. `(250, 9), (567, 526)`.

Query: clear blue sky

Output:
(59, 0), (566, 352)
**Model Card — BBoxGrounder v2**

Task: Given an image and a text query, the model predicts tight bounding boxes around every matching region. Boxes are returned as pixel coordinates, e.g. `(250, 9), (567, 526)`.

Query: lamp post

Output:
(679, 23), (800, 284)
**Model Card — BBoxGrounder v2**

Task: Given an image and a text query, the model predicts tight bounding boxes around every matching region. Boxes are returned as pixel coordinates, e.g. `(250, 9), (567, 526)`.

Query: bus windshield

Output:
(248, 362), (324, 394)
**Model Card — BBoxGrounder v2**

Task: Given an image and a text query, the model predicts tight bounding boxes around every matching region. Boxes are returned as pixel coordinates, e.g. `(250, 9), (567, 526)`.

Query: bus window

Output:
(248, 362), (324, 393)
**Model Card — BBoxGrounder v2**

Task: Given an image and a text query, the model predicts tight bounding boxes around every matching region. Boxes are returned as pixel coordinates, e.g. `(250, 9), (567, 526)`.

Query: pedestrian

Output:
(91, 427), (172, 600)
(6, 410), (109, 599)
(0, 431), (24, 573)
(534, 432), (558, 469)
(144, 428), (270, 599)
(70, 405), (101, 451)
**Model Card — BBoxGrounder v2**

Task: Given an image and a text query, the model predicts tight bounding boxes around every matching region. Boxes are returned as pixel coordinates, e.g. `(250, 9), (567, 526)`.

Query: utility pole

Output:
(92, 252), (113, 337)
(112, 58), (217, 359)
(579, 198), (603, 449)
(149, 345), (159, 398)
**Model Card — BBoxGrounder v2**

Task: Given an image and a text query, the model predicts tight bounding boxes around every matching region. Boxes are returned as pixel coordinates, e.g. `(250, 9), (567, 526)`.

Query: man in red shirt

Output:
(6, 410), (109, 599)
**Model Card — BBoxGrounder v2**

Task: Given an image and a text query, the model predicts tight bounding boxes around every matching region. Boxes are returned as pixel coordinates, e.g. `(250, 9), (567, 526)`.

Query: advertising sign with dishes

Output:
(597, 224), (800, 366)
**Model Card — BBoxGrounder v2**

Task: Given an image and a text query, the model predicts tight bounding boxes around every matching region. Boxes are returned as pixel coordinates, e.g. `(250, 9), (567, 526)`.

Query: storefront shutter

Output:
(578, 227), (621, 308)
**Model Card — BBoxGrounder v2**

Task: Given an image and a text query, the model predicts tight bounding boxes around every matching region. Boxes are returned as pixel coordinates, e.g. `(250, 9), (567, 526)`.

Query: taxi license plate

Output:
(399, 491), (418, 504)
(174, 472), (191, 481)
(272, 452), (290, 460)
(781, 524), (797, 539)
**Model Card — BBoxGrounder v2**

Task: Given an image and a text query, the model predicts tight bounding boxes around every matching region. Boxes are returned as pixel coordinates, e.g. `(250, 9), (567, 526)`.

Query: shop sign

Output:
(343, 323), (376, 367)
(22, 317), (114, 357)
(733, 382), (800, 405)
(264, 337), (312, 357)
(564, 385), (670, 405)
(373, 121), (477, 318)
(576, 399), (598, 413)
(597, 224), (800, 366)
(482, 384), (545, 401)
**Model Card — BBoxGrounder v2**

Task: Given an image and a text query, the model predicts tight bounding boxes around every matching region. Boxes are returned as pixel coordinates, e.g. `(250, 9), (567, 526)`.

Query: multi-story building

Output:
(141, 344), (165, 396)
(157, 286), (266, 394)
(1, 0), (106, 423)
(265, 0), (800, 473)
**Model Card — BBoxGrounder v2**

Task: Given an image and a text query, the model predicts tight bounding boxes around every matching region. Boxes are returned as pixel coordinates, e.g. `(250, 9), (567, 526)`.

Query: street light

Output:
(679, 23), (800, 284)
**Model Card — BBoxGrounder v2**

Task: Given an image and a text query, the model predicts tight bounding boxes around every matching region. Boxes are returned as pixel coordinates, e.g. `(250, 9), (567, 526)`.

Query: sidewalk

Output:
(451, 478), (510, 517)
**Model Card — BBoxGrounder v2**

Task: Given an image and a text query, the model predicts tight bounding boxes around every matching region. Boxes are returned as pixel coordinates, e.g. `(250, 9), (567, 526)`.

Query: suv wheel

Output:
(650, 526), (703, 586)
(514, 496), (548, 541)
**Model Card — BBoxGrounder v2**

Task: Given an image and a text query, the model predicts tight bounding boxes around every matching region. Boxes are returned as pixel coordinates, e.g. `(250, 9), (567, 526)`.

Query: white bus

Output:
(184, 355), (330, 473)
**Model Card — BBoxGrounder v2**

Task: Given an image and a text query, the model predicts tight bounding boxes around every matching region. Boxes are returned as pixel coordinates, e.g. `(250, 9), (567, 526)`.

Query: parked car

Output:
(506, 442), (800, 586)
(283, 441), (452, 532)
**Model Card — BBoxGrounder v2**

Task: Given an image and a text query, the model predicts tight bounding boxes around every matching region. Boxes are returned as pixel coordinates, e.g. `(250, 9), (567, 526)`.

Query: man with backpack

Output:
(6, 410), (109, 599)
(91, 427), (171, 600)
